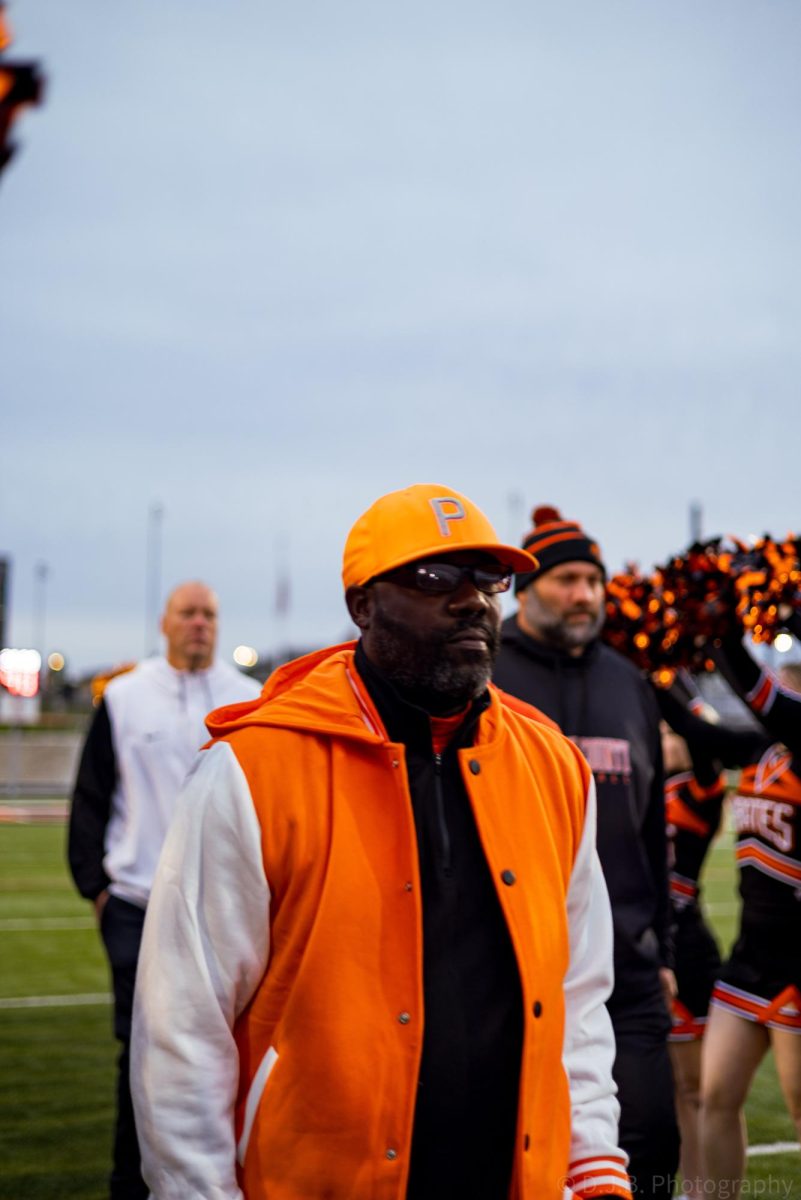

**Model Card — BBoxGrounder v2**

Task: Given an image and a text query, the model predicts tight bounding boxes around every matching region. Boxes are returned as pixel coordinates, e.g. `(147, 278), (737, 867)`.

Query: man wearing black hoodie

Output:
(493, 506), (679, 1200)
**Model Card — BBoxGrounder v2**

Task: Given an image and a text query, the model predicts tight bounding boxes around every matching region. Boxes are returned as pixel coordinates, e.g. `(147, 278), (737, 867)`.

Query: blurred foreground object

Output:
(0, 3), (45, 180)
(604, 533), (801, 678)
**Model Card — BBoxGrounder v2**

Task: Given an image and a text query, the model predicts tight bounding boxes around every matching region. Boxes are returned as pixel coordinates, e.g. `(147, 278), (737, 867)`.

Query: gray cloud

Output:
(3, 0), (800, 670)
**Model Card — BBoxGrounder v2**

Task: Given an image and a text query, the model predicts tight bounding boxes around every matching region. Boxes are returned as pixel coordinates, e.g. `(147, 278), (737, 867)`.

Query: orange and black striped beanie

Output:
(515, 505), (605, 593)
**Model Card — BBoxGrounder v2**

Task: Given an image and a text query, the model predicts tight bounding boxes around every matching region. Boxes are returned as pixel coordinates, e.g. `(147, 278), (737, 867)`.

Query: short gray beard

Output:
(523, 589), (605, 652)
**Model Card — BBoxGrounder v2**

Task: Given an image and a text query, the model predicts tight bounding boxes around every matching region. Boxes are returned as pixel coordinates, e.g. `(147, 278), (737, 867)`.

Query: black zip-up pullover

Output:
(355, 642), (523, 1200)
(493, 617), (669, 1013)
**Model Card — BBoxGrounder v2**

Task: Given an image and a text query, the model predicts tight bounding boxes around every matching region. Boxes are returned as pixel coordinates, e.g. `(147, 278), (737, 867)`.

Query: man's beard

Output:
(184, 645), (213, 672)
(368, 600), (500, 714)
(186, 653), (211, 671)
(524, 589), (605, 652)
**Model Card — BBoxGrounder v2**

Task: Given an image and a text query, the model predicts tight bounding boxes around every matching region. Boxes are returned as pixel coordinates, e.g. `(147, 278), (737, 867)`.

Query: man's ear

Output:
(345, 585), (373, 631)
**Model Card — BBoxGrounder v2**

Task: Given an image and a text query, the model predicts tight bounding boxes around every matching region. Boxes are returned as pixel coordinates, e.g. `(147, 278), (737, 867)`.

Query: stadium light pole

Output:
(507, 489), (525, 544)
(33, 559), (48, 656)
(145, 503), (164, 658)
(33, 559), (48, 692)
(0, 3), (45, 182)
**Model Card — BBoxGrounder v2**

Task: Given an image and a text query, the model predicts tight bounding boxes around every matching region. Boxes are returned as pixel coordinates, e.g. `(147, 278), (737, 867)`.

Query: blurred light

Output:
(0, 647), (42, 697)
(774, 633), (793, 654)
(47, 651), (65, 671)
(233, 645), (258, 668)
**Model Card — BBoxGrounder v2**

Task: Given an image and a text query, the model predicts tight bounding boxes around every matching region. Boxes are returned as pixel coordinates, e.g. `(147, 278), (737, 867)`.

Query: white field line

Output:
(0, 917), (95, 931)
(0, 992), (111, 1009)
(747, 1141), (800, 1157)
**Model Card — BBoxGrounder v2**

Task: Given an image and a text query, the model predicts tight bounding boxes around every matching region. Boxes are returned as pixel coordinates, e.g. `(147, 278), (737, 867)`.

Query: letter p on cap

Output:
(429, 496), (466, 536)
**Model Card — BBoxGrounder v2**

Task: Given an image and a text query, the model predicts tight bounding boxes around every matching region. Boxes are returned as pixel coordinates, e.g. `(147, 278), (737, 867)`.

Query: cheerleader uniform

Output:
(663, 760), (726, 1041)
(662, 638), (801, 1033)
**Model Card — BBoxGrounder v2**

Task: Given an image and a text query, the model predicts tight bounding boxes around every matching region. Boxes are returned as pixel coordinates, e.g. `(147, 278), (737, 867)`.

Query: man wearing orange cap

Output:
(493, 507), (679, 1200)
(131, 485), (630, 1200)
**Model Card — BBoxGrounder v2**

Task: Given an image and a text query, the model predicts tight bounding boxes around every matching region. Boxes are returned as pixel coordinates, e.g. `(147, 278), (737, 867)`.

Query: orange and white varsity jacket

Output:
(132, 643), (630, 1200)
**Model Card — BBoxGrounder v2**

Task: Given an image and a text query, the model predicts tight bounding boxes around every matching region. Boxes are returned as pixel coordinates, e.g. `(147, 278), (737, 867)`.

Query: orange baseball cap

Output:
(342, 483), (539, 589)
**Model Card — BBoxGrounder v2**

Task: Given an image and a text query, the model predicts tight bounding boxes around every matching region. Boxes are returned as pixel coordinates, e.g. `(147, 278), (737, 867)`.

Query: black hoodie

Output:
(493, 616), (669, 1014)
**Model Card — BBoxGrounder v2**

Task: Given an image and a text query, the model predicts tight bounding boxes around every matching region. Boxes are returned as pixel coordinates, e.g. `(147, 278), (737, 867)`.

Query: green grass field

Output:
(0, 817), (799, 1198)
(0, 820), (115, 1200)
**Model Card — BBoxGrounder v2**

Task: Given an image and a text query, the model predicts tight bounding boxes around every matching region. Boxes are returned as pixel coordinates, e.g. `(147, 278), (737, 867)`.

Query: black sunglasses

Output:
(371, 561), (513, 595)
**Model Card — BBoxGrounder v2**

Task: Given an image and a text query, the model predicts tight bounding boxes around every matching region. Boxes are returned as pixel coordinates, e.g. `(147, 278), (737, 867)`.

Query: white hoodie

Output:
(103, 656), (261, 907)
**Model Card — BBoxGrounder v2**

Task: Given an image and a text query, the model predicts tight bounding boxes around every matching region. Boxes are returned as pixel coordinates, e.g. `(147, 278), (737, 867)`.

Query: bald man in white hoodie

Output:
(68, 581), (261, 1200)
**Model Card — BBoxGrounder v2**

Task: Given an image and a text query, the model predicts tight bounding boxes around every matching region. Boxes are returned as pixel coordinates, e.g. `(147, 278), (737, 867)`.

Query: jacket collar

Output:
(205, 640), (500, 751)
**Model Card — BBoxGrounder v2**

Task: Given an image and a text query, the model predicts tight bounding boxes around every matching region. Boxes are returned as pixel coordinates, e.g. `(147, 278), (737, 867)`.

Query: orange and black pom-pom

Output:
(531, 505), (563, 527)
(602, 533), (801, 675)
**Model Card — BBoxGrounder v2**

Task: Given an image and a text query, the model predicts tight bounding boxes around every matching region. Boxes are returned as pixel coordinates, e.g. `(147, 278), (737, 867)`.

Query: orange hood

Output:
(206, 640), (557, 744)
(205, 642), (380, 745)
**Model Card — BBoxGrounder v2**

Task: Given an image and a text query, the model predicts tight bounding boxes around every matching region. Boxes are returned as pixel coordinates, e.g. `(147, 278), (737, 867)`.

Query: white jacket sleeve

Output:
(131, 741), (270, 1200)
(562, 777), (632, 1200)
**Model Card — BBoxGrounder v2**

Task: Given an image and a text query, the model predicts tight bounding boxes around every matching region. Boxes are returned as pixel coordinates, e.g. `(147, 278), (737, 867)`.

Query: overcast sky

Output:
(3, 1), (800, 674)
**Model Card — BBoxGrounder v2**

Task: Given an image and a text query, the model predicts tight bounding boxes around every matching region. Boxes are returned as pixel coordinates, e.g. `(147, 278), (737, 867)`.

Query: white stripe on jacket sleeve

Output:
(131, 741), (270, 1200)
(562, 775), (632, 1199)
